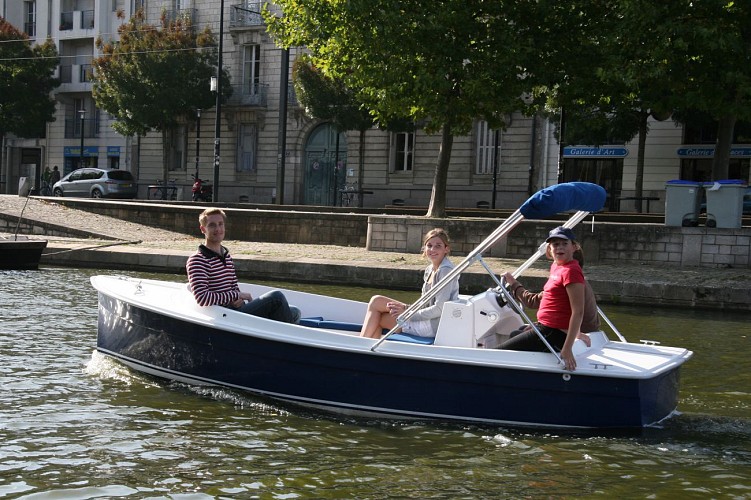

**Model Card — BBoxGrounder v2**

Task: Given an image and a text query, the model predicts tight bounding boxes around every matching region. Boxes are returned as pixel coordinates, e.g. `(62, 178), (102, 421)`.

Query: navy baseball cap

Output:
(545, 226), (576, 242)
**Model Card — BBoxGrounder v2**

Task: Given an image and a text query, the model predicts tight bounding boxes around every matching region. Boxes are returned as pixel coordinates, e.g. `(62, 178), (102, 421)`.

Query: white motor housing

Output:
(434, 289), (524, 348)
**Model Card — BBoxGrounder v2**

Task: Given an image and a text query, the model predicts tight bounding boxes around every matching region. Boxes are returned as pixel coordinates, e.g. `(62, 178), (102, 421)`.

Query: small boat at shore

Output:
(0, 235), (48, 270)
(91, 183), (693, 429)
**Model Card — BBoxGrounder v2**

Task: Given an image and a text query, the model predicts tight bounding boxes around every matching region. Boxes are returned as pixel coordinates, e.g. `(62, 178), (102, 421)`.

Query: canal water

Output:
(1, 267), (749, 499)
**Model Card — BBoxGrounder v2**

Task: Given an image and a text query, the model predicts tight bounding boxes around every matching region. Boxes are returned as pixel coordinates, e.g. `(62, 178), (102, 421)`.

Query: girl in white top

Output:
(359, 228), (460, 339)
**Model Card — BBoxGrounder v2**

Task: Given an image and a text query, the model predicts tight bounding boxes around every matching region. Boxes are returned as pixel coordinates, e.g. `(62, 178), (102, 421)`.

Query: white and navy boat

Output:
(91, 183), (693, 429)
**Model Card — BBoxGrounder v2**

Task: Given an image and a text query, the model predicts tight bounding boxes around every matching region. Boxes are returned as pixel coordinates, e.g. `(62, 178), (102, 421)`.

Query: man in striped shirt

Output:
(186, 208), (300, 323)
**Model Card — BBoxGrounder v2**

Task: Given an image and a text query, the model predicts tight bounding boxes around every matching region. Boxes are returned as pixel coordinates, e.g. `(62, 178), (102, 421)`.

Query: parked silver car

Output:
(52, 168), (137, 199)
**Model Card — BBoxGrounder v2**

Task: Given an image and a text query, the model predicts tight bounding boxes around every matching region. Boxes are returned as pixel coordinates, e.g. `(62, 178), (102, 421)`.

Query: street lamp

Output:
(78, 109), (86, 168)
(212, 0), (225, 203)
(195, 108), (201, 179)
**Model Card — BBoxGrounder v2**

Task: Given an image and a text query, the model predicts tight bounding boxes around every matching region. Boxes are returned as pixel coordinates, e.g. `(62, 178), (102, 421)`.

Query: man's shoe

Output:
(289, 306), (301, 324)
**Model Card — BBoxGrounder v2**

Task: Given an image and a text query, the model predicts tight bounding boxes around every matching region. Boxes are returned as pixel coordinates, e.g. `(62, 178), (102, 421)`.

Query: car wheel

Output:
(92, 188), (103, 198)
(53, 188), (63, 197)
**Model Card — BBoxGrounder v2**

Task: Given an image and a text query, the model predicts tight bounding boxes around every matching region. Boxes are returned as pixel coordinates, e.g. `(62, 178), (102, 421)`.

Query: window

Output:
(237, 123), (258, 173)
(476, 120), (499, 175)
(169, 125), (187, 171)
(24, 1), (36, 37)
(391, 132), (414, 172)
(242, 44), (261, 95)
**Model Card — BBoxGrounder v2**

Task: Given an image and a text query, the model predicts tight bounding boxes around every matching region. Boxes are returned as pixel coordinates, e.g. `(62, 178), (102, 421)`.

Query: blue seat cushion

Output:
(299, 317), (434, 345)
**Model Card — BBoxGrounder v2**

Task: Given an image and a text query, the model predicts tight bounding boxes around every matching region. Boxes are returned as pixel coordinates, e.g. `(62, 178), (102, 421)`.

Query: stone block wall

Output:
(366, 215), (751, 268)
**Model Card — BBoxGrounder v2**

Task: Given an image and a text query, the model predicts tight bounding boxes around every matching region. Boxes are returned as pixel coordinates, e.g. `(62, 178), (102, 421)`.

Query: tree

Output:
(292, 57), (375, 207)
(267, 0), (533, 217)
(529, 1), (677, 209)
(664, 0), (751, 180)
(0, 17), (59, 160)
(92, 10), (231, 187)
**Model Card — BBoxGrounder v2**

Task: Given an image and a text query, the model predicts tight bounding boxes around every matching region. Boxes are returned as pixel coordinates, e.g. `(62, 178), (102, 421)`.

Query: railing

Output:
(80, 64), (93, 83)
(59, 65), (73, 84)
(288, 83), (298, 107)
(64, 117), (99, 139)
(60, 12), (73, 31)
(238, 82), (269, 106)
(165, 8), (196, 25)
(81, 10), (95, 29)
(230, 2), (264, 27)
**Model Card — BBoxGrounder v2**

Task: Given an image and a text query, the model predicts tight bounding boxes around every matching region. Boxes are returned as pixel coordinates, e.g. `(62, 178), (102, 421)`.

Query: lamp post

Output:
(78, 109), (86, 169)
(212, 0), (224, 203)
(195, 108), (201, 179)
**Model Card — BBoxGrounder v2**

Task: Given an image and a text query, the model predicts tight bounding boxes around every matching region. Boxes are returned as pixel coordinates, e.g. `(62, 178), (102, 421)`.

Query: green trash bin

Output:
(703, 180), (747, 228)
(664, 180), (702, 227)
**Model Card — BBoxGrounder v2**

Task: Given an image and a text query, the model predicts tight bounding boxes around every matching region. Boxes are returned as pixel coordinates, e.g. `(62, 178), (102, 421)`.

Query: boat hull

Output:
(0, 239), (48, 270)
(95, 290), (684, 429)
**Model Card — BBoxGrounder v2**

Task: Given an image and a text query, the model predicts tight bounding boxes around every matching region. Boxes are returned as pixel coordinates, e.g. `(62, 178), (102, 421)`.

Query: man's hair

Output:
(199, 208), (226, 227)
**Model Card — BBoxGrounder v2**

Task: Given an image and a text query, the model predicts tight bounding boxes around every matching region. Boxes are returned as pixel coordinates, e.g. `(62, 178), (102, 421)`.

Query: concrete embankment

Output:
(1, 195), (750, 311)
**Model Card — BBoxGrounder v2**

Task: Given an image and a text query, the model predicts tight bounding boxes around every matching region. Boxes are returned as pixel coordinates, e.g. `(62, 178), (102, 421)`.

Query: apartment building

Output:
(3, 1), (747, 210)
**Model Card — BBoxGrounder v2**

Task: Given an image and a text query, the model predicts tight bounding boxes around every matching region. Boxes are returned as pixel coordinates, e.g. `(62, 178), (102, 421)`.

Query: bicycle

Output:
(148, 179), (178, 200)
(39, 181), (52, 196)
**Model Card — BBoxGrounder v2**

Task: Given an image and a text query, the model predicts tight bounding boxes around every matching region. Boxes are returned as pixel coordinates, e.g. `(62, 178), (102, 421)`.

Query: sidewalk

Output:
(2, 195), (750, 311)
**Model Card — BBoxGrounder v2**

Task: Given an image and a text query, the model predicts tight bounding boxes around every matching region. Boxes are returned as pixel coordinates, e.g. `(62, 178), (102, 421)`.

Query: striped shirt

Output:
(186, 244), (241, 307)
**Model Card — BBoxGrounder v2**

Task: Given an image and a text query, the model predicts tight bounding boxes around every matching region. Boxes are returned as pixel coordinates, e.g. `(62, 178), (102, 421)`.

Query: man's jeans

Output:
(238, 290), (298, 323)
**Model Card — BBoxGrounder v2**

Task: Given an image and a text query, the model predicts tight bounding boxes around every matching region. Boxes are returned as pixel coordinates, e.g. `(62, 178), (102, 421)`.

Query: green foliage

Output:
(292, 56), (373, 131)
(0, 17), (59, 138)
(92, 10), (231, 138)
(267, 0), (535, 216)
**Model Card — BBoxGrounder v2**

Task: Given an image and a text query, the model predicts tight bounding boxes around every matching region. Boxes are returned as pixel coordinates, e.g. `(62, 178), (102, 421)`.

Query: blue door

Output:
(304, 124), (347, 206)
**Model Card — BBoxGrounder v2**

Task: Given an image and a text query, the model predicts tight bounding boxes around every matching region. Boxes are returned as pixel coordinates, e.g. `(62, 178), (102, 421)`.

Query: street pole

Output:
(78, 109), (86, 169)
(275, 47), (289, 205)
(492, 128), (499, 209)
(213, 0), (224, 203)
(195, 108), (201, 179)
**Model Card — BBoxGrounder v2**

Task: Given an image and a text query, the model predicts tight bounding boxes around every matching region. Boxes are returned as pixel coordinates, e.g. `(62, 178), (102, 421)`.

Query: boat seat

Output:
(299, 317), (435, 345)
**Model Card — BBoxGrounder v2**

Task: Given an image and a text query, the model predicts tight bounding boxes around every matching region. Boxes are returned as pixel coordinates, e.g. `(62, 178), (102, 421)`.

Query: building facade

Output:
(2, 0), (749, 210)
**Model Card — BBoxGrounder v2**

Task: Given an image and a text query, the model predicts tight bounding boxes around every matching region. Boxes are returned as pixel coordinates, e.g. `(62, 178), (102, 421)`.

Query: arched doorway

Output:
(303, 123), (347, 206)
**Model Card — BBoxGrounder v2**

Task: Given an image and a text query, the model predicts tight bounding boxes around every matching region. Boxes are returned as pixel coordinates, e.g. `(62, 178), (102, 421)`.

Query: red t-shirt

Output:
(536, 260), (585, 330)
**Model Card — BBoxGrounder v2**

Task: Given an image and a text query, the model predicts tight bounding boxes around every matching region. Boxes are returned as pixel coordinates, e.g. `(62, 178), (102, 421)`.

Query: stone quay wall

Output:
(18, 199), (751, 269)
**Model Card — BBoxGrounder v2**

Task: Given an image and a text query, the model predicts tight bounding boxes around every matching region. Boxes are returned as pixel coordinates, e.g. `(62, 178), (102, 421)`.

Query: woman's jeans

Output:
(237, 290), (298, 323)
(498, 323), (566, 352)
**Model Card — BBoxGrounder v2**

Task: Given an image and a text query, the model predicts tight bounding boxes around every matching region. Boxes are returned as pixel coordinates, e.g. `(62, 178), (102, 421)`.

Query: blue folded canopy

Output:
(520, 182), (607, 219)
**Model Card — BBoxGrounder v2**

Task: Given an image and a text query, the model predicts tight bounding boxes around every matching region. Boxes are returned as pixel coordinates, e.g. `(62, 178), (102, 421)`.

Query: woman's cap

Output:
(545, 226), (576, 242)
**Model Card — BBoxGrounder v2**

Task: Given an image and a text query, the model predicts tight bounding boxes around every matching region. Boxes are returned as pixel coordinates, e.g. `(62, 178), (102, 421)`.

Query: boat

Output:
(91, 182), (693, 429)
(0, 235), (48, 270)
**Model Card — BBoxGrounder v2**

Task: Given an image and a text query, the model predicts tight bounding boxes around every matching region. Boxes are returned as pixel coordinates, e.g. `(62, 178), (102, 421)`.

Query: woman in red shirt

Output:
(499, 226), (586, 370)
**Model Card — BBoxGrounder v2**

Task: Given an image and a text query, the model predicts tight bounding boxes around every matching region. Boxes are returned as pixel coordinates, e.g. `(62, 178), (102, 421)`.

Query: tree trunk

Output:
(358, 128), (366, 208)
(634, 110), (649, 213)
(712, 114), (736, 181)
(426, 122), (453, 218)
(161, 127), (170, 199)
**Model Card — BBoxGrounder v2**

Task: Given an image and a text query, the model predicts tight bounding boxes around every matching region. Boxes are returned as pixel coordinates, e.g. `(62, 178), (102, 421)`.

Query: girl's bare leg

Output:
(360, 295), (397, 338)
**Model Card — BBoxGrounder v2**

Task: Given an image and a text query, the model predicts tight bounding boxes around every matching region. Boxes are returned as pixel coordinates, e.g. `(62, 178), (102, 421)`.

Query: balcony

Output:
(229, 2), (265, 28)
(231, 82), (269, 107)
(59, 10), (95, 33)
(57, 63), (94, 91)
(165, 8), (196, 25)
(65, 117), (99, 139)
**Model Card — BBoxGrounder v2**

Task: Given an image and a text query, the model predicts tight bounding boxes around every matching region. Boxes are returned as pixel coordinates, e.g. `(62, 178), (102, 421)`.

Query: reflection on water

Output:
(0, 266), (749, 498)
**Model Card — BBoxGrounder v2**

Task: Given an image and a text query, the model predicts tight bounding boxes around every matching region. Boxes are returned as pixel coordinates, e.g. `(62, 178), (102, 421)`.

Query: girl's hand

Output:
(560, 346), (576, 371)
(386, 301), (405, 317)
(576, 332), (591, 347)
